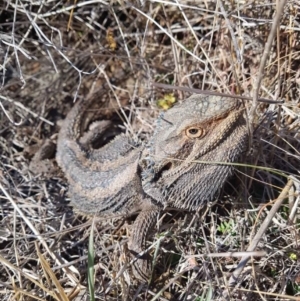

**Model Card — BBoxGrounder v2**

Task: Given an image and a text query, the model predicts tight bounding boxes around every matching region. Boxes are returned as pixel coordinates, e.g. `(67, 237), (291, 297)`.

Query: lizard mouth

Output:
(154, 162), (173, 180)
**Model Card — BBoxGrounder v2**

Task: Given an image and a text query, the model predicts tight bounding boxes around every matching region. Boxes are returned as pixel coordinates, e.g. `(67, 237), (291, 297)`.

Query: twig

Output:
(0, 183), (79, 285)
(0, 100), (22, 125)
(132, 6), (206, 65)
(152, 82), (284, 104)
(227, 178), (294, 287)
(0, 95), (53, 125)
(219, 0), (242, 63)
(248, 0), (287, 127)
(187, 250), (266, 258)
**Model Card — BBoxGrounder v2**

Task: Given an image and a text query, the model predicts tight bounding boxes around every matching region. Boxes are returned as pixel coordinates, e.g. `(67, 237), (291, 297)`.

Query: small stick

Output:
(248, 0), (287, 126)
(228, 179), (294, 287)
(186, 250), (266, 259)
(152, 82), (284, 104)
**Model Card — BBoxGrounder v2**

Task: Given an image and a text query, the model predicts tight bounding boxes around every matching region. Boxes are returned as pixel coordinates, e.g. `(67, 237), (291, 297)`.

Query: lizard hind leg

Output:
(129, 206), (161, 282)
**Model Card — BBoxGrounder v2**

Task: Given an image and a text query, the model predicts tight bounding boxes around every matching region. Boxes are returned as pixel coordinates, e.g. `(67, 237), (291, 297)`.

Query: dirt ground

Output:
(0, 1), (300, 300)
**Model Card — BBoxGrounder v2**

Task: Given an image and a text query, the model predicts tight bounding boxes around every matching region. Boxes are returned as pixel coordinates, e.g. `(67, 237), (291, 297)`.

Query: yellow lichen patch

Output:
(157, 93), (176, 110)
(289, 253), (298, 261)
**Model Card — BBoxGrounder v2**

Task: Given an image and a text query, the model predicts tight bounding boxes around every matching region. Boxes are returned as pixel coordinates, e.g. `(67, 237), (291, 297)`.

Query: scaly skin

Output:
(56, 97), (148, 216)
(56, 94), (248, 281)
(140, 95), (248, 210)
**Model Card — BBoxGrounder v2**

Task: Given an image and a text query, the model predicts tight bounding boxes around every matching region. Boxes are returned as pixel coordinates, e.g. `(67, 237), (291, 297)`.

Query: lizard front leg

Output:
(129, 206), (161, 282)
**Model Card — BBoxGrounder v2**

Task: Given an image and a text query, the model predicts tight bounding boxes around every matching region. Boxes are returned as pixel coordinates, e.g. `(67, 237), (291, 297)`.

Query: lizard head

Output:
(140, 95), (248, 210)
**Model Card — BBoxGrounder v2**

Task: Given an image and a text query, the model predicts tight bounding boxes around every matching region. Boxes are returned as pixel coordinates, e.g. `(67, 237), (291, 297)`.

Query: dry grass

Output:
(0, 0), (300, 300)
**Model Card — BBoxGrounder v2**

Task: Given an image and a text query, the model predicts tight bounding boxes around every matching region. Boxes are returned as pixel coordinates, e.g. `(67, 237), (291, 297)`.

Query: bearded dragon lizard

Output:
(56, 94), (248, 281)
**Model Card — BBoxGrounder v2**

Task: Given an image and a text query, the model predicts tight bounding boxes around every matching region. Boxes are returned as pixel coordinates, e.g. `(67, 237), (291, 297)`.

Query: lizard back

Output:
(56, 97), (145, 216)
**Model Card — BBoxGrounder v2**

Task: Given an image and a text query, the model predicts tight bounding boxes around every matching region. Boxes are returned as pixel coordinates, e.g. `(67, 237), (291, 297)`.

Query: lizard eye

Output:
(185, 127), (204, 138)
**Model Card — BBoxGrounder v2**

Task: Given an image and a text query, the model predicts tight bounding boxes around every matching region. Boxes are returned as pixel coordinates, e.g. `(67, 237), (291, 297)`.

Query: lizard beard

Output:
(141, 121), (248, 210)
